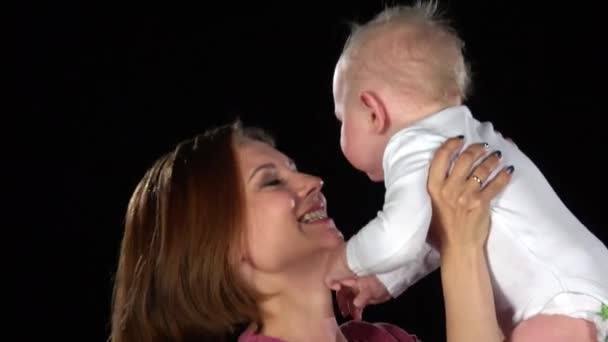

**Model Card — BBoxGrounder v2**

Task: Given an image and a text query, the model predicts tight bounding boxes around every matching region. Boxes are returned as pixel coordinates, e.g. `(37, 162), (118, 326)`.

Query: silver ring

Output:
(471, 175), (483, 188)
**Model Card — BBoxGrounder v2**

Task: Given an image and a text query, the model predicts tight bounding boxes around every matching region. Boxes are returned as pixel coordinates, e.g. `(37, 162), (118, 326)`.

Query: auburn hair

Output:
(110, 122), (274, 341)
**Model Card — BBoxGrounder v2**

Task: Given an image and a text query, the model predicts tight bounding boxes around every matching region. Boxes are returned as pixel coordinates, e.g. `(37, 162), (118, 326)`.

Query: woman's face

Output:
(236, 140), (344, 274)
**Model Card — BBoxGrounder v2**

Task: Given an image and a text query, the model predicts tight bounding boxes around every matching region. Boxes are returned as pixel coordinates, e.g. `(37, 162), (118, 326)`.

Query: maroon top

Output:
(238, 320), (420, 342)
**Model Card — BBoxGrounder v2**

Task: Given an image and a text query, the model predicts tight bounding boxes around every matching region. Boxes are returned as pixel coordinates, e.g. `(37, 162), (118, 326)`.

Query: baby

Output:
(326, 2), (608, 341)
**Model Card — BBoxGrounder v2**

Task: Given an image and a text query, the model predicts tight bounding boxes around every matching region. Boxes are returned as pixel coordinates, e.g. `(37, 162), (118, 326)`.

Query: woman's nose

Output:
(296, 173), (324, 198)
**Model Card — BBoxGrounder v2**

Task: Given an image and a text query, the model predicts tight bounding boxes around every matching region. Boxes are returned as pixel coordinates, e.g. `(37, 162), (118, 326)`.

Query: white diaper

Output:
(534, 292), (608, 342)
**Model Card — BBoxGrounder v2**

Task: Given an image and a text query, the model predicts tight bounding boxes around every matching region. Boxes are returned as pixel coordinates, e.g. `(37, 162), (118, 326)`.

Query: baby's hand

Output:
(324, 246), (356, 290)
(335, 275), (392, 321)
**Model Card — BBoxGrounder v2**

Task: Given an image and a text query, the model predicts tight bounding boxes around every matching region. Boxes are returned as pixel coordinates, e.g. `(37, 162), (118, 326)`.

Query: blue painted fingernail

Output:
(493, 150), (502, 158)
(483, 142), (489, 149)
(506, 165), (515, 174)
(455, 135), (464, 139)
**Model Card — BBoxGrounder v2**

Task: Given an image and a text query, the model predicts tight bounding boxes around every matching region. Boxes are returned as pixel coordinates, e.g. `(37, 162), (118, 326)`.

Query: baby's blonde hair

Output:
(340, 0), (471, 103)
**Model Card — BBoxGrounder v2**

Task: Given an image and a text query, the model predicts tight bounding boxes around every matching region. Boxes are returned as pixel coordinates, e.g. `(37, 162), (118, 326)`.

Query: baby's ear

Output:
(360, 91), (389, 134)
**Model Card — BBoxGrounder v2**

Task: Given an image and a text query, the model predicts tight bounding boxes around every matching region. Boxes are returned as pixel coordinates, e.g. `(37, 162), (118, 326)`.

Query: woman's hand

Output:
(427, 137), (513, 342)
(427, 138), (512, 254)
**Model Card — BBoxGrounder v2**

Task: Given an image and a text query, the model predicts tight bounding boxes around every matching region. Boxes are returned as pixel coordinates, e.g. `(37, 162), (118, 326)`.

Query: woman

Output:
(110, 121), (510, 341)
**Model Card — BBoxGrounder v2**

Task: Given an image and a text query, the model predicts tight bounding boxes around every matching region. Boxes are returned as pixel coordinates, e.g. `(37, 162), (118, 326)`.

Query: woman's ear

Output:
(230, 242), (251, 274)
(236, 252), (255, 281)
(360, 91), (389, 134)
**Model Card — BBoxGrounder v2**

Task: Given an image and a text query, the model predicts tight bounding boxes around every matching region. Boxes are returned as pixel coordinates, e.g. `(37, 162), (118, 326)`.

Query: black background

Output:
(15, 1), (606, 341)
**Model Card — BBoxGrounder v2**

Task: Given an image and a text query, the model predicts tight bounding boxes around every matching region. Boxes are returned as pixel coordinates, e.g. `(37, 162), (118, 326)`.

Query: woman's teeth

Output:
(300, 210), (327, 223)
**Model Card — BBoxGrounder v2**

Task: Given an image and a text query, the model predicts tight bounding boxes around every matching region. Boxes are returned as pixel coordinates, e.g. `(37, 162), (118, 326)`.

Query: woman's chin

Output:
(319, 232), (346, 250)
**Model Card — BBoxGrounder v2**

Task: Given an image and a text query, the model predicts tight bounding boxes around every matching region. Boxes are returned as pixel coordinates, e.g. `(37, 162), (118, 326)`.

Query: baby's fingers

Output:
(336, 286), (353, 318)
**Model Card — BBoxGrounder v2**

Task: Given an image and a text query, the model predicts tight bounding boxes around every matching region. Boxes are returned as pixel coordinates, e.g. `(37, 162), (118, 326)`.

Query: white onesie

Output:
(345, 105), (608, 338)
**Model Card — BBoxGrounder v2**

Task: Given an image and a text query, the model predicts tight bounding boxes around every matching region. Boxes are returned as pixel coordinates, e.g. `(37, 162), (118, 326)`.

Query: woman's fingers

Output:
(479, 166), (514, 204)
(441, 142), (491, 204)
(428, 136), (465, 195)
(447, 142), (490, 186)
(464, 150), (502, 194)
(430, 138), (511, 210)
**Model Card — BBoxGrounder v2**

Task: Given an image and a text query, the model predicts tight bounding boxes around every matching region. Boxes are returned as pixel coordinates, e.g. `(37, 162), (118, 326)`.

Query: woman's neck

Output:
(260, 288), (345, 342)
(257, 259), (347, 342)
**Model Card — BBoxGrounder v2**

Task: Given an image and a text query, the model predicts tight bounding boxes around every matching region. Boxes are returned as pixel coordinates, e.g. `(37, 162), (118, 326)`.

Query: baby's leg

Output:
(509, 314), (597, 342)
(510, 292), (607, 342)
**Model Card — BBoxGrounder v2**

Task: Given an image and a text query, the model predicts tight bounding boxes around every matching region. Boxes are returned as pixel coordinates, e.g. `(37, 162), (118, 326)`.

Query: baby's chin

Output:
(366, 171), (384, 182)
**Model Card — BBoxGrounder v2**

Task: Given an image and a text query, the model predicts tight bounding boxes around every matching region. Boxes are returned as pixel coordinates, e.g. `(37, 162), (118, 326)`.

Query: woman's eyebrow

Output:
(248, 163), (276, 183)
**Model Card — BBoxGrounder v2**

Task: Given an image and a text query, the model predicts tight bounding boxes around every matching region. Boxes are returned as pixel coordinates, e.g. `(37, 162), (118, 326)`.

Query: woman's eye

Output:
(264, 178), (284, 187)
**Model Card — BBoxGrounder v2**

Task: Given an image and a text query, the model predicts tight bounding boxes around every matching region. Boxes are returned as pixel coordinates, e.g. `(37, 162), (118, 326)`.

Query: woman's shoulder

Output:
(237, 321), (420, 342)
(340, 320), (421, 342)
(237, 328), (283, 342)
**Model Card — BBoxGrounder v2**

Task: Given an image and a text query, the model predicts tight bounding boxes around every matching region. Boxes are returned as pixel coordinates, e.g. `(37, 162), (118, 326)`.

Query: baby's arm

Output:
(346, 131), (448, 287)
(376, 243), (439, 297)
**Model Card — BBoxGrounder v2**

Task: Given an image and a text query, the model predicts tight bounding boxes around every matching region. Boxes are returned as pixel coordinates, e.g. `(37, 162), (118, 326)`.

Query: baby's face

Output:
(332, 59), (385, 181)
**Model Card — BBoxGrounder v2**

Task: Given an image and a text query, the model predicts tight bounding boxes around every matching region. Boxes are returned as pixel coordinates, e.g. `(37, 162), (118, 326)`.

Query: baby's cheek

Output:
(339, 132), (347, 154)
